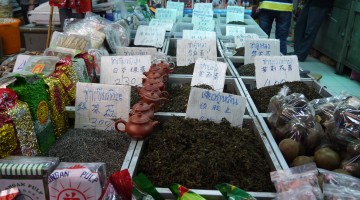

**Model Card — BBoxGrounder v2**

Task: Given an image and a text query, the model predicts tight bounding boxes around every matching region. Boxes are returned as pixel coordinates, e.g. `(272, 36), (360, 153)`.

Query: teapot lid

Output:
(130, 113), (150, 123)
(133, 102), (152, 112)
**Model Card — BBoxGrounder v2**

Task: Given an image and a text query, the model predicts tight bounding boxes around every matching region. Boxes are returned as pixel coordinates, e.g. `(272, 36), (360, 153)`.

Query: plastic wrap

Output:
(43, 48), (75, 58)
(169, 184), (206, 200)
(0, 0), (12, 18)
(271, 163), (322, 199)
(50, 31), (91, 51)
(322, 170), (360, 199)
(88, 48), (109, 75)
(21, 56), (60, 76)
(104, 21), (130, 53)
(216, 183), (256, 200)
(276, 185), (320, 200)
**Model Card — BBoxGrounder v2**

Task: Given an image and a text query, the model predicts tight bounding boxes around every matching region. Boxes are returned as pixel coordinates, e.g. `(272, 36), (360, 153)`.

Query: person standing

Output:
(257, 0), (293, 55)
(294, 0), (333, 61)
(16, 0), (37, 24)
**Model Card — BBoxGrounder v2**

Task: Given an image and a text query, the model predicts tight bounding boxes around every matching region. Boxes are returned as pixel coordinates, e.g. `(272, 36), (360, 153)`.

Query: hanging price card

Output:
(176, 39), (217, 66)
(100, 55), (151, 86)
(149, 18), (174, 31)
(255, 55), (300, 89)
(134, 25), (166, 48)
(191, 58), (227, 91)
(183, 30), (216, 40)
(75, 82), (130, 130)
(155, 8), (177, 23)
(186, 87), (246, 127)
(116, 47), (157, 57)
(226, 25), (245, 48)
(245, 39), (280, 64)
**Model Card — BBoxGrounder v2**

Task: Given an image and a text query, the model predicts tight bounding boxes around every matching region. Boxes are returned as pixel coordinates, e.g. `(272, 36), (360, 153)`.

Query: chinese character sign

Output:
(192, 4), (213, 23)
(226, 25), (245, 48)
(255, 55), (300, 89)
(100, 55), (151, 86)
(191, 58), (227, 91)
(75, 83), (131, 130)
(183, 30), (216, 40)
(192, 18), (215, 31)
(176, 39), (217, 66)
(149, 18), (174, 31)
(166, 1), (184, 20)
(226, 6), (245, 23)
(185, 87), (247, 127)
(244, 39), (280, 64)
(155, 8), (177, 23)
(237, 33), (259, 48)
(116, 47), (157, 57)
(134, 25), (166, 48)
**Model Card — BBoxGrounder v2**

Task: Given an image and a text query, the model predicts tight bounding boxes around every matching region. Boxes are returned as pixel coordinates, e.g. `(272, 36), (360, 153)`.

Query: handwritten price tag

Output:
(238, 33), (259, 48)
(192, 18), (215, 31)
(149, 18), (174, 31)
(100, 55), (151, 86)
(134, 25), (166, 48)
(183, 30), (216, 40)
(226, 6), (245, 23)
(166, 1), (184, 20)
(226, 25), (245, 48)
(255, 55), (300, 89)
(116, 47), (157, 57)
(13, 55), (31, 72)
(176, 39), (217, 66)
(245, 39), (280, 64)
(75, 82), (130, 130)
(191, 58), (227, 91)
(185, 87), (247, 127)
(155, 8), (177, 23)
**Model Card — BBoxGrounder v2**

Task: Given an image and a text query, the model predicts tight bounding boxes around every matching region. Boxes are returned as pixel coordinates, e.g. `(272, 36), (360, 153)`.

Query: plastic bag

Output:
(133, 173), (164, 200)
(216, 183), (256, 200)
(104, 21), (131, 53)
(170, 184), (206, 200)
(0, 0), (12, 18)
(88, 48), (109, 75)
(322, 170), (360, 199)
(271, 163), (322, 200)
(43, 48), (75, 58)
(275, 185), (320, 200)
(50, 32), (91, 51)
(21, 56), (60, 76)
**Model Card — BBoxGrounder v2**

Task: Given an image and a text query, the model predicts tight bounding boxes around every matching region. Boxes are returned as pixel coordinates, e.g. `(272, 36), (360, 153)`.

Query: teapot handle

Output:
(161, 91), (170, 98)
(168, 62), (175, 72)
(115, 119), (127, 132)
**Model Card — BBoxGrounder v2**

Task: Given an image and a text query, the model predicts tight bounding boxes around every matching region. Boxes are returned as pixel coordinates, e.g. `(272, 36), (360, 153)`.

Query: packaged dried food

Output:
(21, 56), (60, 76)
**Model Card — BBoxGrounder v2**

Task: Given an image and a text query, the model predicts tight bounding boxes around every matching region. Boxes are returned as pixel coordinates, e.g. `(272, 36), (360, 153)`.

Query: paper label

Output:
(74, 82), (130, 130)
(176, 39), (217, 66)
(183, 30), (216, 40)
(245, 39), (280, 64)
(226, 25), (245, 48)
(155, 8), (177, 23)
(116, 47), (157, 57)
(185, 87), (246, 127)
(255, 55), (300, 89)
(0, 179), (46, 200)
(238, 33), (259, 48)
(191, 58), (227, 91)
(100, 55), (151, 86)
(134, 25), (166, 48)
(13, 55), (31, 72)
(192, 4), (213, 23)
(166, 1), (184, 20)
(31, 63), (46, 74)
(149, 18), (174, 31)
(192, 18), (215, 31)
(48, 168), (101, 200)
(226, 6), (244, 23)
(194, 3), (213, 10)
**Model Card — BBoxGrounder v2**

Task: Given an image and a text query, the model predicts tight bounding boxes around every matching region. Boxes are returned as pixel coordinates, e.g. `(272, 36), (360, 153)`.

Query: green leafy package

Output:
(169, 184), (206, 200)
(216, 183), (256, 200)
(133, 173), (164, 200)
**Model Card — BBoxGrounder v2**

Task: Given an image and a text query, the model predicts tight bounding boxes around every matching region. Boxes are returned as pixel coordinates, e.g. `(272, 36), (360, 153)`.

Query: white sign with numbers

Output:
(183, 30), (216, 40)
(116, 47), (157, 57)
(166, 1), (184, 20)
(134, 25), (166, 48)
(226, 6), (245, 23)
(13, 55), (31, 72)
(255, 55), (300, 89)
(100, 55), (151, 86)
(176, 39), (217, 66)
(191, 58), (227, 92)
(75, 82), (130, 130)
(245, 39), (280, 64)
(185, 87), (246, 127)
(149, 18), (174, 31)
(192, 18), (215, 31)
(226, 25), (246, 48)
(155, 8), (177, 23)
(238, 33), (259, 48)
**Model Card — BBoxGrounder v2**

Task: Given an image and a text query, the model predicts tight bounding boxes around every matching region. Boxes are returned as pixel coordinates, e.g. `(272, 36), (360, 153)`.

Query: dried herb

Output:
(138, 117), (274, 192)
(234, 47), (245, 57)
(227, 21), (247, 25)
(237, 63), (255, 76)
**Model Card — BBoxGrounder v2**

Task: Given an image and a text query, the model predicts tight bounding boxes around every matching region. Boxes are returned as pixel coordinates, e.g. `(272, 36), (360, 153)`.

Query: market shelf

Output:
(128, 114), (280, 199)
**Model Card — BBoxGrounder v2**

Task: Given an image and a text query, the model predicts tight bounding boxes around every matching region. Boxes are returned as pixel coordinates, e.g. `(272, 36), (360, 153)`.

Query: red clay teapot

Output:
(139, 91), (168, 111)
(144, 72), (168, 83)
(137, 84), (169, 99)
(115, 113), (160, 139)
(142, 78), (165, 91)
(130, 102), (155, 119)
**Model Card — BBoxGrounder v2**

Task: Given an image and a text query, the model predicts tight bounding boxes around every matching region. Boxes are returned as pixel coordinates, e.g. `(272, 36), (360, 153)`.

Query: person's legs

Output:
(258, 9), (275, 38)
(293, 0), (310, 60)
(295, 5), (329, 61)
(274, 11), (292, 55)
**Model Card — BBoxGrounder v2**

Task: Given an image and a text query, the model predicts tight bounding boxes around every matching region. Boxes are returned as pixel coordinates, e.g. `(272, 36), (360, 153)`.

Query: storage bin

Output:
(0, 18), (21, 55)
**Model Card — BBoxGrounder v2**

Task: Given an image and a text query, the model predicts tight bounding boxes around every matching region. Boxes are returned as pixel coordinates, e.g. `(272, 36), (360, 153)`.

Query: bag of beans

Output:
(0, 113), (19, 158)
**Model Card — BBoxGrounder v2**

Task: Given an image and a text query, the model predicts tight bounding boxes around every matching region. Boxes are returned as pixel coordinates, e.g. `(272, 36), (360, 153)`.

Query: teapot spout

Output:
(152, 121), (160, 127)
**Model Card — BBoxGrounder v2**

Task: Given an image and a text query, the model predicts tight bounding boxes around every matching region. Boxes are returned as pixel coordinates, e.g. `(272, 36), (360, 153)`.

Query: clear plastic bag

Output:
(322, 170), (360, 199)
(21, 56), (60, 76)
(276, 185), (320, 200)
(50, 31), (91, 51)
(43, 48), (76, 58)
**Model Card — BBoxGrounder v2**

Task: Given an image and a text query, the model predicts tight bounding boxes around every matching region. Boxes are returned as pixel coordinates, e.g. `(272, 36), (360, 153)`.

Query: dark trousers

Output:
(258, 9), (292, 55)
(294, 1), (330, 61)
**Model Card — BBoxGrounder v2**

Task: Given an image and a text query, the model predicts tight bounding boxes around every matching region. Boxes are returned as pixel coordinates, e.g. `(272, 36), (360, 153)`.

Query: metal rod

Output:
(46, 6), (54, 48)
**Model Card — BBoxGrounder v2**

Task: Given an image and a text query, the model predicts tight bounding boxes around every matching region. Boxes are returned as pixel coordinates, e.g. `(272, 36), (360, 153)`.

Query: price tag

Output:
(13, 55), (31, 72)
(226, 6), (244, 23)
(185, 87), (247, 127)
(134, 25), (166, 48)
(238, 33), (259, 48)
(191, 58), (227, 91)
(31, 63), (45, 74)
(116, 47), (157, 57)
(194, 3), (213, 10)
(100, 55), (151, 86)
(192, 18), (215, 31)
(226, 25), (245, 48)
(166, 1), (184, 20)
(255, 55), (300, 89)
(192, 3), (213, 23)
(245, 39), (280, 64)
(155, 8), (177, 23)
(149, 18), (174, 31)
(176, 39), (217, 66)
(183, 30), (216, 40)
(74, 82), (131, 130)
